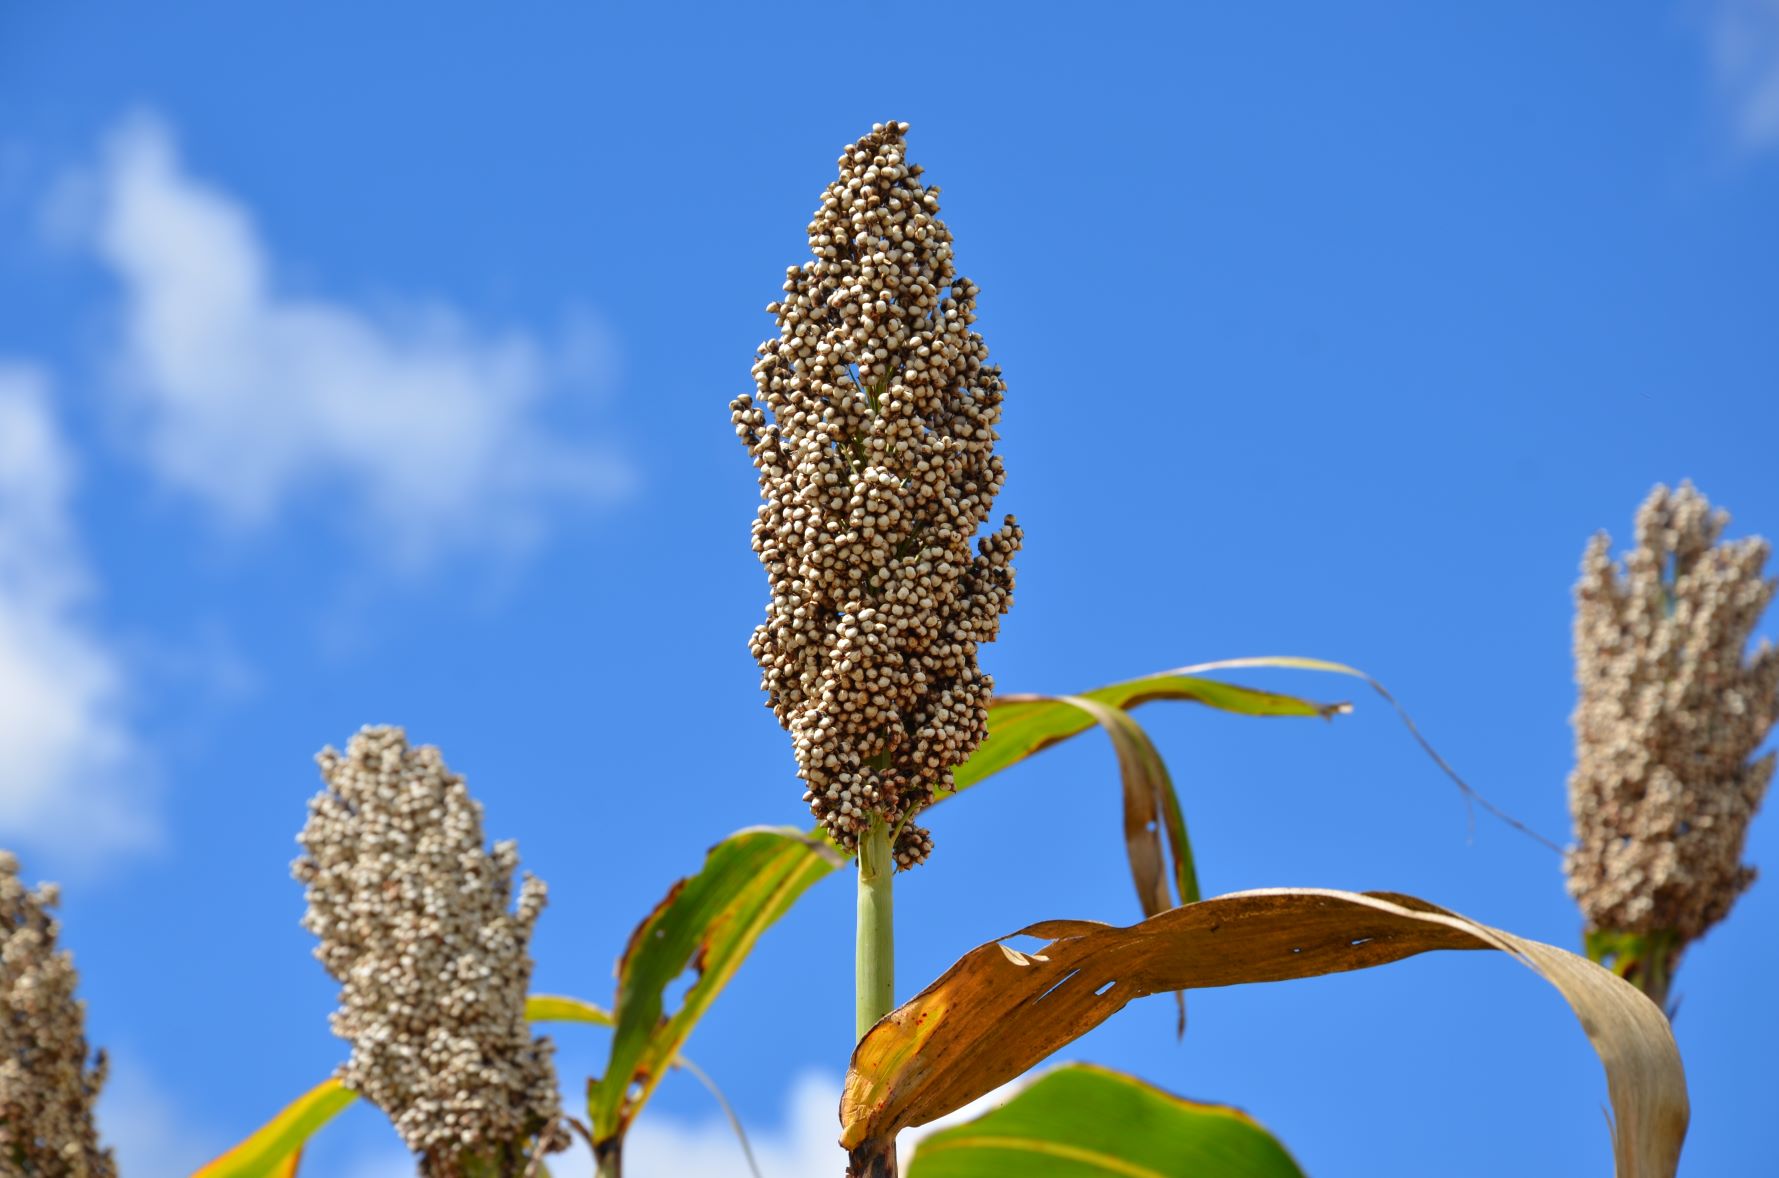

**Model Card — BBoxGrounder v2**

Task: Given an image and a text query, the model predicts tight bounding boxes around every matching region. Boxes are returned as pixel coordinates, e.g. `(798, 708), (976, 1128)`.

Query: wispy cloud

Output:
(324, 1070), (1026, 1177)
(72, 112), (631, 567)
(0, 363), (154, 862)
(98, 1054), (224, 1176)
(621, 1072), (846, 1178)
(1708, 0), (1779, 149)
(410, 1071), (1020, 1178)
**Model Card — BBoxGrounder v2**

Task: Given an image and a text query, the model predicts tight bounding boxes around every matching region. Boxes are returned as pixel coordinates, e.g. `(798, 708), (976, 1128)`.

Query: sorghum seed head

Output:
(732, 121), (1020, 866)
(293, 727), (565, 1167)
(1565, 482), (1778, 949)
(0, 850), (115, 1177)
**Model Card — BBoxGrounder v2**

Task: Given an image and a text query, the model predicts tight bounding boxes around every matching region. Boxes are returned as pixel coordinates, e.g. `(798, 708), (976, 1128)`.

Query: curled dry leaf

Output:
(842, 889), (1687, 1178)
(1044, 695), (1196, 1036)
(1047, 695), (1198, 917)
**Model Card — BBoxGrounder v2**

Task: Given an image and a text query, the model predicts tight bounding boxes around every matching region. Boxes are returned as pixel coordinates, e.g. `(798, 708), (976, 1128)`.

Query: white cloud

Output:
(1709, 0), (1779, 148)
(541, 1071), (1023, 1178)
(80, 113), (631, 566)
(0, 363), (154, 860)
(98, 1056), (221, 1175)
(325, 1070), (1027, 1178)
(620, 1072), (844, 1178)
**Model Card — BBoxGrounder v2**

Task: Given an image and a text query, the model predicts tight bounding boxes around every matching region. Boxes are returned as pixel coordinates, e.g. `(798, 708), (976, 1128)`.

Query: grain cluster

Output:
(0, 851), (113, 1178)
(731, 122), (1019, 866)
(294, 727), (562, 1170)
(1567, 483), (1778, 947)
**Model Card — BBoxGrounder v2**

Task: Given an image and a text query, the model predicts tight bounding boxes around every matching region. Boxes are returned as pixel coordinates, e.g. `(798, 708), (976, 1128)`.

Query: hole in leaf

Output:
(663, 970), (698, 1013)
(999, 935), (1049, 955)
(1034, 968), (1081, 1004)
(1094, 980), (1117, 997)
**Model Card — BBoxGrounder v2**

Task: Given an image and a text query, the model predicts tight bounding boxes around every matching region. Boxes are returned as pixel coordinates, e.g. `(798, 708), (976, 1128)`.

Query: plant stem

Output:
(594, 1139), (623, 1178)
(1584, 927), (1679, 1016)
(1635, 932), (1677, 1014)
(847, 1138), (898, 1178)
(855, 817), (896, 1041)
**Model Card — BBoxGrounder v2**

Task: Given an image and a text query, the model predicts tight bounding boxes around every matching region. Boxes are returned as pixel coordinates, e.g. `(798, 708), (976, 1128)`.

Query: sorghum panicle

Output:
(293, 727), (563, 1172)
(0, 851), (115, 1178)
(730, 122), (1020, 867)
(1566, 482), (1779, 950)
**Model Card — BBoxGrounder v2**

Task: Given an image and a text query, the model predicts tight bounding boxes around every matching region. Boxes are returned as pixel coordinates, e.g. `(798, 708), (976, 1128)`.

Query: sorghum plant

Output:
(1567, 482), (1778, 1006)
(202, 124), (1696, 1178)
(293, 727), (564, 1177)
(730, 120), (1019, 1037)
(0, 851), (113, 1178)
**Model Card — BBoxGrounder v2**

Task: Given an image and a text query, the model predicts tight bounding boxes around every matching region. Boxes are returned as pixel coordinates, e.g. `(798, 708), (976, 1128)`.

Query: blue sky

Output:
(1, 3), (1776, 1175)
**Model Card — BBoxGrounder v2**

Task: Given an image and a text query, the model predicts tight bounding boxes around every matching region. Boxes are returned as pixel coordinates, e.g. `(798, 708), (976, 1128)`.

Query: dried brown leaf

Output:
(841, 888), (1687, 1178)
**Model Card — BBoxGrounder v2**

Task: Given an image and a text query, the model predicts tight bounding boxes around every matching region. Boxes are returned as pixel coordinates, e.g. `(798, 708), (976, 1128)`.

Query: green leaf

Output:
(589, 826), (844, 1144)
(525, 993), (614, 1027)
(906, 1063), (1305, 1178)
(193, 995), (616, 1177)
(957, 671), (1348, 796)
(584, 668), (1351, 1150)
(190, 1079), (354, 1178)
(1155, 657), (1557, 848)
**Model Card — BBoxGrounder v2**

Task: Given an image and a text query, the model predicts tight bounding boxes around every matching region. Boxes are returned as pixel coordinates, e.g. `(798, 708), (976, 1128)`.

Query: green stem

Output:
(856, 817), (896, 1041)
(1584, 927), (1680, 1015)
(1637, 932), (1678, 1013)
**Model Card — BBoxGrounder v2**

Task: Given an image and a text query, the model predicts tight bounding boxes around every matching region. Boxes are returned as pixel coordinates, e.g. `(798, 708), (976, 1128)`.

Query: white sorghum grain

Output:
(1566, 482), (1778, 948)
(0, 850), (114, 1177)
(730, 122), (1020, 867)
(293, 727), (562, 1171)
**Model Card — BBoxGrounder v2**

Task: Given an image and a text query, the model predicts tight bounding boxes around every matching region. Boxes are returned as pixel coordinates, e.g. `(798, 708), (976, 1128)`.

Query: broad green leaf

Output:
(906, 1063), (1304, 1178)
(842, 889), (1688, 1178)
(193, 995), (615, 1177)
(589, 826), (843, 1144)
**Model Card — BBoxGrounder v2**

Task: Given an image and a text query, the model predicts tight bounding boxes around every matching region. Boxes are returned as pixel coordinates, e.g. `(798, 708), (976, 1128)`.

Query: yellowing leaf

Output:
(525, 993), (614, 1027)
(843, 889), (1687, 1178)
(193, 994), (615, 1177)
(589, 826), (843, 1145)
(190, 1079), (353, 1178)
